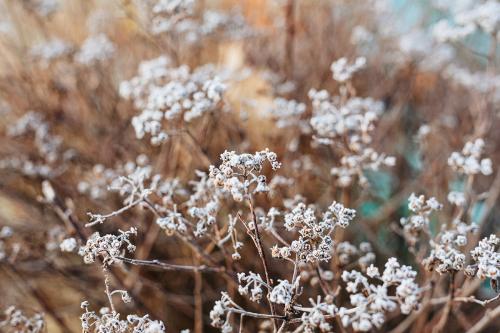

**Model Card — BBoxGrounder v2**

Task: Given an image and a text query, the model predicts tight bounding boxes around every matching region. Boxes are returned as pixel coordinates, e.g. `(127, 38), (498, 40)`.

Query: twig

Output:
(432, 272), (455, 333)
(103, 265), (116, 313)
(116, 256), (224, 272)
(431, 293), (500, 306)
(86, 195), (147, 227)
(248, 196), (278, 331)
(194, 255), (203, 333)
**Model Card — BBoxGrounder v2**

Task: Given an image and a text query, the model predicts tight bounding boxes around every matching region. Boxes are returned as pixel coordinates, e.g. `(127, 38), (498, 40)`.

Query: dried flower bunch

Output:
(120, 57), (226, 145)
(0, 0), (499, 332)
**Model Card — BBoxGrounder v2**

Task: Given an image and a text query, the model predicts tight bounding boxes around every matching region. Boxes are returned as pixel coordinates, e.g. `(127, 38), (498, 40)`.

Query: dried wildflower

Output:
(186, 170), (222, 237)
(84, 156), (184, 227)
(331, 148), (396, 187)
(308, 83), (394, 187)
(326, 201), (357, 228)
(30, 38), (72, 63)
(448, 138), (493, 176)
(75, 34), (115, 65)
(400, 193), (442, 244)
(444, 65), (500, 100)
(309, 91), (384, 148)
(237, 271), (266, 302)
(209, 149), (280, 201)
(339, 258), (421, 331)
(267, 98), (309, 132)
(336, 241), (375, 269)
(121, 58), (226, 145)
(447, 191), (466, 207)
(209, 293), (232, 330)
(80, 301), (165, 333)
(1, 111), (72, 178)
(423, 221), (477, 274)
(0, 306), (45, 333)
(468, 234), (499, 280)
(156, 208), (188, 235)
(149, 0), (196, 34)
(299, 296), (337, 332)
(330, 57), (367, 83)
(149, 0), (250, 42)
(78, 228), (137, 265)
(60, 237), (78, 252)
(279, 201), (355, 263)
(432, 1), (500, 44)
(269, 279), (297, 305)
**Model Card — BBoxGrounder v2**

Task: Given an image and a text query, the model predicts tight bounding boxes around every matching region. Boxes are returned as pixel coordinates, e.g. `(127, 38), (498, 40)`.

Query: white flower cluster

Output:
(30, 38), (72, 63)
(85, 157), (162, 226)
(75, 34), (115, 65)
(156, 209), (187, 236)
(0, 306), (45, 333)
(80, 302), (165, 333)
(330, 57), (367, 83)
(186, 170), (222, 237)
(330, 148), (396, 187)
(78, 155), (178, 204)
(299, 296), (337, 332)
(432, 20), (475, 43)
(268, 98), (309, 132)
(150, 0), (196, 34)
(339, 258), (421, 332)
(6, 112), (62, 162)
(272, 201), (356, 263)
(237, 271), (266, 302)
(336, 241), (376, 269)
(423, 221), (477, 274)
(78, 228), (137, 265)
(448, 138), (493, 176)
(150, 0), (250, 42)
(308, 84), (395, 187)
(1, 112), (72, 178)
(400, 193), (442, 239)
(197, 10), (251, 41)
(77, 164), (120, 200)
(468, 234), (499, 280)
(209, 293), (232, 333)
(269, 279), (297, 305)
(309, 92), (384, 149)
(108, 163), (157, 207)
(444, 66), (500, 101)
(60, 237), (78, 252)
(120, 58), (226, 145)
(209, 149), (280, 201)
(432, 1), (500, 43)
(447, 191), (466, 207)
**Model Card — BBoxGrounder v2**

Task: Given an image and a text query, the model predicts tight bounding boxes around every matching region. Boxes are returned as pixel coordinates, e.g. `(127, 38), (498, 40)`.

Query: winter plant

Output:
(0, 0), (498, 332)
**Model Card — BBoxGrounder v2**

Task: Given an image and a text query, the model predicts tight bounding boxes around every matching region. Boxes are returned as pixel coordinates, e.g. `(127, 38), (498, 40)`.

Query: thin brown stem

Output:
(248, 196), (278, 331)
(116, 256), (224, 272)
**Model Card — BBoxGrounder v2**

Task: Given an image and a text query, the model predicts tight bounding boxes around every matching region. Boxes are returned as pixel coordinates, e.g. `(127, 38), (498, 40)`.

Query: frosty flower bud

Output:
(367, 264), (380, 278)
(448, 139), (493, 176)
(60, 238), (77, 252)
(269, 279), (294, 305)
